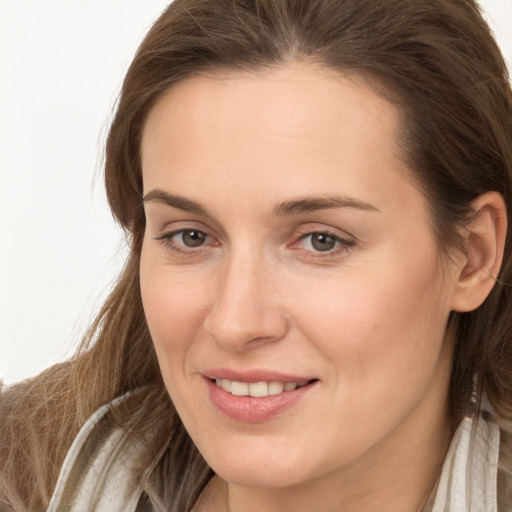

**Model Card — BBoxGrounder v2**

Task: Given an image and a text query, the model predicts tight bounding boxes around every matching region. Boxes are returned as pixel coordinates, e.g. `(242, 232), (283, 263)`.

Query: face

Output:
(140, 64), (458, 490)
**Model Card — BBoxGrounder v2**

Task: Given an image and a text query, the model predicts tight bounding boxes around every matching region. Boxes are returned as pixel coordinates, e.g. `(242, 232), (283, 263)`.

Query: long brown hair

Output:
(2, 0), (512, 510)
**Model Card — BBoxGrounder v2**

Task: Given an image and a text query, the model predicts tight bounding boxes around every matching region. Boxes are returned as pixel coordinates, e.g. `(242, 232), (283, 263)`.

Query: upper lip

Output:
(203, 368), (317, 383)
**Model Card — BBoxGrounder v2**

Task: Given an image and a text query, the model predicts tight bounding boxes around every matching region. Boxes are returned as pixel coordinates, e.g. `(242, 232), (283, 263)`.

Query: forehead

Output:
(140, 63), (417, 216)
(142, 64), (401, 156)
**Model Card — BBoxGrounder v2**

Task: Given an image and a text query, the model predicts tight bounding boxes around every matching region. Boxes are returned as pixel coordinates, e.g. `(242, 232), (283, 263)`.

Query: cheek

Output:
(292, 243), (451, 385)
(139, 253), (210, 368)
(283, 247), (453, 457)
(140, 259), (215, 422)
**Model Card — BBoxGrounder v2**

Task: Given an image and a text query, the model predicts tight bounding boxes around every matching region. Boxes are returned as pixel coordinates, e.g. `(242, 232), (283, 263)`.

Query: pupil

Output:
(182, 230), (205, 247)
(311, 233), (335, 251)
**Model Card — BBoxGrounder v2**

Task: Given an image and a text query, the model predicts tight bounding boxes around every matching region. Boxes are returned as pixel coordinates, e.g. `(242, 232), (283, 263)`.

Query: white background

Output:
(1, 0), (511, 385)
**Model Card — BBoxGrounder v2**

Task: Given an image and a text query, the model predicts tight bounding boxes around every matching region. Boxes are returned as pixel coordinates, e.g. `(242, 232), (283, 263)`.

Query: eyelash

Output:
(154, 229), (216, 257)
(154, 228), (354, 259)
(292, 230), (355, 259)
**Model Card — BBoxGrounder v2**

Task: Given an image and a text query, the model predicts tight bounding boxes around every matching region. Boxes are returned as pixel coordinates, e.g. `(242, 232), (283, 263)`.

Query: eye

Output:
(294, 230), (354, 255)
(155, 228), (214, 252)
(176, 229), (207, 248)
(301, 232), (339, 252)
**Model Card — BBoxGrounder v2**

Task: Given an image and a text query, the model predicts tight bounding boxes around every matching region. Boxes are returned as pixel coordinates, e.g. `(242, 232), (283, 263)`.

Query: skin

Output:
(139, 63), (504, 511)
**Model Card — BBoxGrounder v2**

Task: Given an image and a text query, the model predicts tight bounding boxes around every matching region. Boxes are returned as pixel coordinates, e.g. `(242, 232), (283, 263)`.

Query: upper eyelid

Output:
(153, 221), (218, 239)
(144, 207), (225, 238)
(155, 228), (212, 242)
(298, 231), (352, 243)
(293, 224), (356, 241)
(297, 228), (350, 238)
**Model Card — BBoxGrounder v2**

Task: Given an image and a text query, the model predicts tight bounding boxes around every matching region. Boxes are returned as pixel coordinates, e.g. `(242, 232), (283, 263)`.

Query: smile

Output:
(215, 379), (310, 397)
(207, 377), (318, 422)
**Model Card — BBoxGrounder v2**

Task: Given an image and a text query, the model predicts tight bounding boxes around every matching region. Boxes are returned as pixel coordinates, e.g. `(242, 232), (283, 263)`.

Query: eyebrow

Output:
(273, 196), (379, 217)
(143, 188), (379, 217)
(143, 188), (210, 216)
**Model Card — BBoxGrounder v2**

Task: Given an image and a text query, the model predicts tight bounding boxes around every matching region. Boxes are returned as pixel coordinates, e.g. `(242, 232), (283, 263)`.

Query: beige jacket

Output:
(47, 394), (500, 512)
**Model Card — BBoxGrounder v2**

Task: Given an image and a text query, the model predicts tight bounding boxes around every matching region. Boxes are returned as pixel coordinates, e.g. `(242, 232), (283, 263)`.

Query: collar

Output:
(429, 413), (500, 511)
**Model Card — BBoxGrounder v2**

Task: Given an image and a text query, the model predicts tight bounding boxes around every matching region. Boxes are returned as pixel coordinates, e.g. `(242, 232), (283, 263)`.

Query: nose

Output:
(203, 249), (289, 351)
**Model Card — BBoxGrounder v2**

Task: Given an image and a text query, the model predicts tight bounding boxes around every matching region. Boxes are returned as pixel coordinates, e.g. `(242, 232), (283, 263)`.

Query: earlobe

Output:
(451, 191), (507, 313)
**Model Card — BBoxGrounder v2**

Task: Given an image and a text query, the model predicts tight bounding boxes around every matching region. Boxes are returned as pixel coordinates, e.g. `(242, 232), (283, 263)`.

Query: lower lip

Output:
(206, 378), (317, 423)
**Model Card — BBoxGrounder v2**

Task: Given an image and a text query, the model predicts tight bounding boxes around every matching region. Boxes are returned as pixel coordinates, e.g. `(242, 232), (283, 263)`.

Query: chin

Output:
(199, 439), (325, 489)
(214, 462), (307, 489)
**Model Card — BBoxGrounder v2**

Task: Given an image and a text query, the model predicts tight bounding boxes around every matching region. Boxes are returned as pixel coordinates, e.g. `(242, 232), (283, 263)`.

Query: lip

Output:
(203, 369), (318, 423)
(203, 368), (316, 383)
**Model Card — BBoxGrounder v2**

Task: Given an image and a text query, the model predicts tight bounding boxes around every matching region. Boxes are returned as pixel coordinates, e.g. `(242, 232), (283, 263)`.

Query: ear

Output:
(451, 191), (507, 313)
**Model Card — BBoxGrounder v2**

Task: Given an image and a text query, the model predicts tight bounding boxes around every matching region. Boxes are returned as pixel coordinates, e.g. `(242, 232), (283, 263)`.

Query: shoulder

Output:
(47, 391), (170, 512)
(0, 364), (82, 512)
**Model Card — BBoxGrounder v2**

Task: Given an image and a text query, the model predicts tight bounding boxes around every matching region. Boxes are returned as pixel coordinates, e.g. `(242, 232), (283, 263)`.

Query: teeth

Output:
(215, 379), (308, 397)
(249, 381), (268, 397)
(268, 381), (284, 395)
(219, 379), (232, 392)
(231, 381), (249, 396)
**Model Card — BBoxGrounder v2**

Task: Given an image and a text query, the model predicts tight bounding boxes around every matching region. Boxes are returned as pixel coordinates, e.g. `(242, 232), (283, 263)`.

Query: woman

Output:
(1, 0), (512, 510)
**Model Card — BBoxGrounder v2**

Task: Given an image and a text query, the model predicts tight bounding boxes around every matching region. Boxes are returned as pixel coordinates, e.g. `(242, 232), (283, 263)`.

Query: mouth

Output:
(205, 376), (319, 422)
(213, 378), (315, 397)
